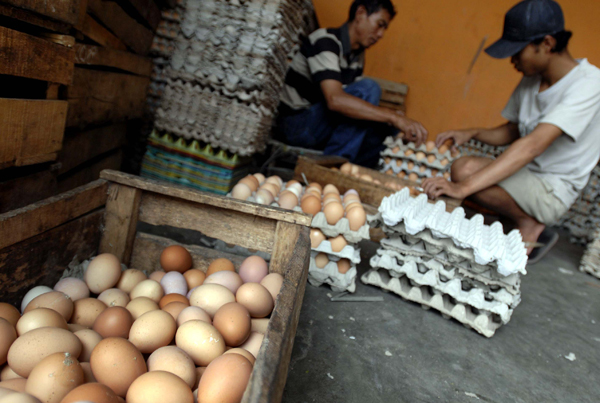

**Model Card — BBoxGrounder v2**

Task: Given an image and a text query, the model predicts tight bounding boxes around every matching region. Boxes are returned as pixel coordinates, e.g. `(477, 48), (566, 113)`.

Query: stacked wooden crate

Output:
(0, 0), (159, 212)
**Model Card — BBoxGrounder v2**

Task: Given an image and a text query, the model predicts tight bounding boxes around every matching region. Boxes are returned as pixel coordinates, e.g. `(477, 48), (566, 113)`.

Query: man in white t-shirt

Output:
(421, 0), (600, 263)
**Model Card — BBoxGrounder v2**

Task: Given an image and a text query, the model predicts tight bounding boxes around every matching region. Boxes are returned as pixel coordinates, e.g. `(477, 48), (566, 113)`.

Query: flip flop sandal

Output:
(527, 229), (559, 265)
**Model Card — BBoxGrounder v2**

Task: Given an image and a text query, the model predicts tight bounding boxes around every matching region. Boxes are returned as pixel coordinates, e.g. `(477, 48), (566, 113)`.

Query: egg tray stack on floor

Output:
(579, 227), (600, 279)
(153, 0), (317, 156)
(379, 137), (460, 184)
(362, 189), (528, 337)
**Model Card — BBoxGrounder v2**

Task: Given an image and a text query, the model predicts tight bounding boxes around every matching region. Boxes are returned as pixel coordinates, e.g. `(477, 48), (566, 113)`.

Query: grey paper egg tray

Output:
(370, 252), (518, 321)
(361, 268), (503, 338)
(380, 160), (446, 178)
(382, 137), (458, 162)
(379, 189), (528, 276)
(381, 151), (453, 171)
(579, 228), (600, 279)
(311, 212), (370, 244)
(309, 257), (357, 293)
(312, 241), (361, 264)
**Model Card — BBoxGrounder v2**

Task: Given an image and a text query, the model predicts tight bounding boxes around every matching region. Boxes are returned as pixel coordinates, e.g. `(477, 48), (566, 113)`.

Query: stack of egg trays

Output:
(458, 139), (507, 159)
(154, 0), (318, 156)
(361, 188), (528, 338)
(380, 158), (445, 181)
(579, 228), (600, 279)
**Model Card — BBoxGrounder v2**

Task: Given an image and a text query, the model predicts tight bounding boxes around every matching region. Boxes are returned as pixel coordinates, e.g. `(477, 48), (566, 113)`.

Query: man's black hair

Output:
(531, 30), (573, 53)
(348, 0), (396, 22)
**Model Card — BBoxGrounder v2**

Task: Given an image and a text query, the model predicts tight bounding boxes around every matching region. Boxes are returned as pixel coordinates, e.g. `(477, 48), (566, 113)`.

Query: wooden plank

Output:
(380, 91), (406, 106)
(0, 3), (71, 33)
(138, 193), (278, 254)
(99, 184), (142, 265)
(73, 0), (88, 31)
(0, 179), (108, 250)
(379, 100), (406, 113)
(1, 0), (81, 25)
(0, 210), (102, 307)
(242, 223), (310, 403)
(57, 149), (123, 193)
(367, 76), (409, 95)
(87, 0), (154, 55)
(130, 232), (246, 274)
(120, 0), (160, 30)
(80, 13), (127, 51)
(37, 32), (76, 47)
(100, 170), (313, 227)
(66, 68), (149, 128)
(74, 43), (152, 77)
(0, 98), (68, 168)
(59, 122), (128, 175)
(0, 165), (58, 214)
(0, 26), (75, 85)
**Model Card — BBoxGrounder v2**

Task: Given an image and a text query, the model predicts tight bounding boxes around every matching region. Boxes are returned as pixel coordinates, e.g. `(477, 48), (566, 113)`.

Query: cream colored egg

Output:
(73, 329), (103, 362)
(0, 365), (23, 381)
(189, 285), (235, 318)
(260, 273), (284, 303)
(315, 253), (329, 269)
(310, 229), (326, 248)
(85, 254), (122, 294)
(20, 286), (52, 313)
(250, 318), (269, 335)
(231, 183), (252, 200)
(175, 321), (225, 367)
(176, 306), (211, 327)
(54, 278), (89, 302)
(147, 346), (196, 388)
(235, 284), (274, 318)
(70, 298), (107, 327)
(25, 352), (84, 403)
(126, 371), (193, 403)
(116, 269), (147, 294)
(130, 280), (164, 303)
(329, 235), (348, 253)
(24, 291), (73, 322)
(0, 392), (41, 403)
(16, 308), (68, 335)
(323, 202), (344, 225)
(129, 310), (176, 354)
(126, 297), (159, 320)
(98, 288), (130, 308)
(239, 332), (264, 358)
(0, 319), (16, 367)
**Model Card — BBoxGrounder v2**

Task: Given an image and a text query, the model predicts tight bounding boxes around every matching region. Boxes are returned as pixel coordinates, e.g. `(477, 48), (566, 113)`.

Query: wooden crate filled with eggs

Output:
(230, 174), (372, 293)
(379, 137), (461, 183)
(0, 170), (312, 403)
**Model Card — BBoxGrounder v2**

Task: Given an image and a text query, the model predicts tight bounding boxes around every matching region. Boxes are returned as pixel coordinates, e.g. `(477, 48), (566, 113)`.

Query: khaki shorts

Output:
(498, 167), (569, 226)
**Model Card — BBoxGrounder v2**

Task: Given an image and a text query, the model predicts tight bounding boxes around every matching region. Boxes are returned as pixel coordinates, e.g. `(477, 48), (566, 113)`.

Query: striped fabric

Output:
(279, 24), (365, 112)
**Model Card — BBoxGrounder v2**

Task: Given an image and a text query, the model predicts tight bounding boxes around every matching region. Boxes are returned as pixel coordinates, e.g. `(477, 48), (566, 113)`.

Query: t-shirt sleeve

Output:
(540, 78), (600, 141)
(307, 36), (342, 83)
(501, 80), (523, 123)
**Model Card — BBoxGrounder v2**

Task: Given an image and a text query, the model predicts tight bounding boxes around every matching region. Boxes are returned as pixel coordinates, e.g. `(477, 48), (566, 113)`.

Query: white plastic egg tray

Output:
(308, 256), (357, 293)
(312, 240), (361, 264)
(311, 212), (370, 244)
(379, 189), (528, 276)
(361, 268), (502, 338)
(370, 252), (518, 322)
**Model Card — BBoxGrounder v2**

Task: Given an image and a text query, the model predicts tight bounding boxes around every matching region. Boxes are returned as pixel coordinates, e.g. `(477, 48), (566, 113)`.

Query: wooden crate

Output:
(0, 170), (312, 403)
(367, 76), (408, 113)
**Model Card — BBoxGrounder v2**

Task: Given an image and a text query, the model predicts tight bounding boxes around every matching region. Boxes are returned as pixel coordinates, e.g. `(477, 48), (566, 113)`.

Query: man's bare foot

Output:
(517, 217), (546, 255)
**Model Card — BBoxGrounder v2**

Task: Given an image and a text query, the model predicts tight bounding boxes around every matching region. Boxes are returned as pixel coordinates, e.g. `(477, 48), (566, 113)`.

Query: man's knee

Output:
(450, 156), (485, 182)
(345, 78), (382, 105)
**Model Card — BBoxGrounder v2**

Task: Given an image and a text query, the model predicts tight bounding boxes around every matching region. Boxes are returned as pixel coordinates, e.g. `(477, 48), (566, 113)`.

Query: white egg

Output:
(160, 272), (188, 296)
(21, 286), (53, 313)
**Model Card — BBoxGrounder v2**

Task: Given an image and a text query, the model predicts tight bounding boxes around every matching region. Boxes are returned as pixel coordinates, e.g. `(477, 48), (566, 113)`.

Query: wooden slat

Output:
(139, 193), (278, 254)
(0, 3), (71, 33)
(87, 0), (154, 55)
(0, 98), (68, 168)
(0, 165), (58, 214)
(242, 223), (310, 403)
(367, 76), (409, 95)
(80, 13), (127, 51)
(0, 26), (74, 84)
(57, 149), (123, 193)
(0, 210), (102, 307)
(1, 0), (81, 25)
(379, 100), (406, 113)
(59, 122), (128, 175)
(66, 68), (149, 128)
(74, 43), (152, 77)
(0, 179), (108, 250)
(120, 0), (160, 30)
(100, 170), (313, 227)
(99, 184), (142, 265)
(130, 232), (246, 274)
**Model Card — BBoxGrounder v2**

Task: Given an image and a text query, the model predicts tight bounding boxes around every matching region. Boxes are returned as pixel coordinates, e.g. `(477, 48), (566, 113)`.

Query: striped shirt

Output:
(279, 24), (365, 112)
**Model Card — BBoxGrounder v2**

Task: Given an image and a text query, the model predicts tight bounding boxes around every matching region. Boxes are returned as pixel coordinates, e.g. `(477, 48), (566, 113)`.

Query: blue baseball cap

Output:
(485, 0), (565, 59)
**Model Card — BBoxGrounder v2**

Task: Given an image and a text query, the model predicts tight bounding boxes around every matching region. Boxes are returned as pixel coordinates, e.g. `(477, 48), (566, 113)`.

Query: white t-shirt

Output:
(502, 59), (600, 208)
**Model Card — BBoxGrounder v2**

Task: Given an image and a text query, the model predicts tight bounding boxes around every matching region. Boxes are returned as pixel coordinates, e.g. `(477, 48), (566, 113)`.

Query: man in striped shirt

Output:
(277, 0), (427, 167)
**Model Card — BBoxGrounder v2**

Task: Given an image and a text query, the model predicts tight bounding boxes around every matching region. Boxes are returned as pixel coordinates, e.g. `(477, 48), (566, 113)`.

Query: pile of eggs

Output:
(309, 229), (352, 274)
(338, 163), (405, 191)
(0, 245), (283, 403)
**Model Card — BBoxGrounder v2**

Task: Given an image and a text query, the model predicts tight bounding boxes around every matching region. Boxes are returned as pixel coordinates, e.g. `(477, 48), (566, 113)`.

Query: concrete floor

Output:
(282, 231), (600, 403)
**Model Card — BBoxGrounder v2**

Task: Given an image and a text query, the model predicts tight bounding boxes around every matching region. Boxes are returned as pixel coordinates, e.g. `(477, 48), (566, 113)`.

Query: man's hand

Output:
(392, 116), (428, 147)
(435, 129), (478, 149)
(421, 177), (468, 200)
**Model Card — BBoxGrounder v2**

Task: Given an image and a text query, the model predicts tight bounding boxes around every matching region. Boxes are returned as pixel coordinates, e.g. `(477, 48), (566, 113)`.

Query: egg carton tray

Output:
(309, 257), (357, 293)
(382, 137), (458, 161)
(379, 189), (528, 276)
(311, 212), (370, 244)
(377, 239), (521, 293)
(312, 240), (361, 264)
(361, 268), (503, 338)
(381, 151), (454, 171)
(458, 139), (507, 159)
(380, 160), (447, 178)
(578, 228), (600, 279)
(370, 252), (518, 321)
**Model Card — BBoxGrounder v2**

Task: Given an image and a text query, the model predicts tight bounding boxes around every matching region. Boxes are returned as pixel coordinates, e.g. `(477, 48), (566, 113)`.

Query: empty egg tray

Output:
(309, 255), (357, 293)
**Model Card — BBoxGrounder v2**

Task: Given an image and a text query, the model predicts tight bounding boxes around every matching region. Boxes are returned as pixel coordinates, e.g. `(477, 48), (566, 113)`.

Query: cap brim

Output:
(484, 38), (530, 59)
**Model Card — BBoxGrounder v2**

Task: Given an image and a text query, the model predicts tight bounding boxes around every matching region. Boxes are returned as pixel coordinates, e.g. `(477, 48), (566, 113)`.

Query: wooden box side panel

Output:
(74, 43), (153, 77)
(2, 0), (81, 25)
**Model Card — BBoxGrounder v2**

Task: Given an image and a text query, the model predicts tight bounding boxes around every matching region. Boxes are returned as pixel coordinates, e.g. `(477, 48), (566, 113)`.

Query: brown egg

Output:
(223, 348), (255, 366)
(420, 165), (427, 173)
(310, 229), (326, 248)
(0, 378), (26, 392)
(16, 308), (67, 335)
(54, 278), (89, 302)
(408, 172), (419, 182)
(92, 307), (133, 339)
(259, 273), (284, 303)
(253, 173), (265, 184)
(337, 259), (351, 274)
(315, 253), (329, 269)
(396, 159), (403, 167)
(206, 258), (235, 277)
(183, 269), (206, 289)
(398, 171), (406, 179)
(160, 246), (193, 273)
(305, 187), (322, 197)
(444, 171), (451, 179)
(231, 183), (252, 200)
(329, 235), (348, 252)
(175, 321), (225, 366)
(80, 362), (96, 383)
(61, 382), (120, 403)
(193, 367), (206, 390)
(159, 294), (189, 309)
(239, 332), (264, 358)
(98, 288), (130, 308)
(407, 161), (415, 170)
(255, 189), (274, 205)
(426, 141), (436, 151)
(0, 304), (20, 327)
(439, 144), (449, 154)
(197, 354), (252, 403)
(347, 206), (367, 231)
(386, 168), (394, 175)
(25, 352), (84, 403)
(212, 303), (251, 347)
(8, 327), (82, 377)
(126, 297), (159, 320)
(323, 197), (341, 207)
(427, 154), (436, 163)
(323, 184), (340, 196)
(147, 346), (196, 388)
(126, 370), (193, 403)
(323, 193), (342, 203)
(300, 195), (321, 215)
(73, 329), (103, 362)
(345, 202), (363, 214)
(85, 253), (122, 294)
(451, 148), (460, 158)
(129, 310), (176, 354)
(189, 285), (235, 318)
(259, 183), (279, 198)
(415, 151), (426, 161)
(323, 202), (344, 225)
(431, 168), (439, 176)
(404, 149), (414, 156)
(250, 318), (269, 335)
(67, 323), (87, 332)
(277, 191), (298, 210)
(24, 291), (73, 322)
(360, 174), (373, 182)
(308, 182), (323, 192)
(340, 163), (352, 174)
(149, 271), (166, 283)
(235, 284), (274, 319)
(117, 269), (147, 294)
(162, 302), (188, 320)
(89, 338), (147, 397)
(71, 298), (107, 327)
(0, 319), (17, 366)
(176, 306), (211, 327)
(440, 158), (449, 166)
(238, 176), (258, 192)
(344, 199), (360, 211)
(0, 365), (23, 381)
(130, 280), (164, 303)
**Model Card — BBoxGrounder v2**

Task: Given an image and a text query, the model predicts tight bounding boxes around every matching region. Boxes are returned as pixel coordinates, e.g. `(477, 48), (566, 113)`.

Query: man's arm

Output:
(320, 79), (428, 146)
(422, 123), (563, 199)
(435, 122), (520, 149)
